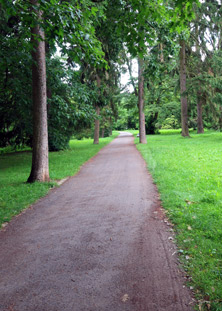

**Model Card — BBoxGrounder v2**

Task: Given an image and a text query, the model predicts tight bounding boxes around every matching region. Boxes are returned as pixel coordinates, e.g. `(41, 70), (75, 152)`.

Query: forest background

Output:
(1, 0), (211, 160)
(1, 0), (222, 177)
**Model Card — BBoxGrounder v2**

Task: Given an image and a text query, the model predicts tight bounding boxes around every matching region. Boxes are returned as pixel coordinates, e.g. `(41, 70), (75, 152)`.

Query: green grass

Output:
(125, 128), (197, 136)
(159, 128), (193, 135)
(124, 129), (139, 136)
(0, 132), (119, 227)
(136, 131), (222, 310)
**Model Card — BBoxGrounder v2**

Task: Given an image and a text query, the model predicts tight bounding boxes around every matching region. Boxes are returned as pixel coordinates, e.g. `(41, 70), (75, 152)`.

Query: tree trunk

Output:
(125, 54), (138, 96)
(138, 57), (147, 144)
(27, 0), (49, 183)
(101, 127), (105, 138)
(179, 40), (189, 137)
(160, 43), (164, 63)
(219, 106), (222, 131)
(93, 105), (100, 144)
(197, 91), (204, 134)
(93, 75), (101, 144)
(109, 116), (112, 136)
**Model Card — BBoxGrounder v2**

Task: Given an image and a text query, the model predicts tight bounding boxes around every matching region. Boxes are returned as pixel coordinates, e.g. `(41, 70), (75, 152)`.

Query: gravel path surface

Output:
(0, 133), (194, 311)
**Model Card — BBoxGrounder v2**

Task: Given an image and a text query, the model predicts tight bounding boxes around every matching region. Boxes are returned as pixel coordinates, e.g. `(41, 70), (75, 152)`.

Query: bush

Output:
(47, 96), (76, 151)
(161, 115), (179, 129)
(73, 128), (93, 140)
(146, 113), (159, 134)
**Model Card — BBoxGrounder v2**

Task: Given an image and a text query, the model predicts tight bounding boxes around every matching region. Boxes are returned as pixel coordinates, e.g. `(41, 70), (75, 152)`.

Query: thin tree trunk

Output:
(101, 127), (105, 138)
(93, 75), (101, 144)
(93, 105), (100, 144)
(179, 40), (189, 137)
(109, 116), (112, 136)
(197, 91), (204, 134)
(125, 51), (138, 96)
(160, 43), (164, 63)
(219, 106), (222, 131)
(28, 0), (49, 183)
(194, 23), (204, 135)
(138, 57), (147, 144)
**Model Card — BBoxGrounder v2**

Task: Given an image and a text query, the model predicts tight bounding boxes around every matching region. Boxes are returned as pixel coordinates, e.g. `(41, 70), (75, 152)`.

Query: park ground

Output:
(1, 130), (222, 310)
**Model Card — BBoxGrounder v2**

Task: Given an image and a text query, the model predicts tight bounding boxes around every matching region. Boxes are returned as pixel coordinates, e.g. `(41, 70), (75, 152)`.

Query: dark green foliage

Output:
(74, 128), (93, 140)
(48, 96), (74, 151)
(46, 57), (95, 150)
(145, 113), (159, 134)
(0, 43), (96, 151)
(0, 0), (107, 152)
(0, 9), (32, 148)
(113, 94), (139, 130)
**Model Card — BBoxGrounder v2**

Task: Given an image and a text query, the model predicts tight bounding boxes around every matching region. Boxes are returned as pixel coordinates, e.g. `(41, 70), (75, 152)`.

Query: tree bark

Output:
(138, 57), (147, 144)
(93, 75), (101, 144)
(197, 91), (204, 134)
(179, 40), (189, 137)
(219, 106), (222, 131)
(93, 105), (100, 144)
(160, 43), (164, 63)
(109, 116), (112, 136)
(27, 0), (49, 183)
(125, 54), (138, 96)
(101, 127), (105, 138)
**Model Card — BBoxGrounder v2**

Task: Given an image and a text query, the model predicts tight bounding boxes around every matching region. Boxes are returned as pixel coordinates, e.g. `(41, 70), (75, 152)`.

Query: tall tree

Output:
(28, 0), (49, 182)
(195, 21), (205, 134)
(93, 75), (101, 144)
(1, 0), (106, 181)
(179, 39), (190, 137)
(196, 90), (205, 133)
(138, 57), (147, 143)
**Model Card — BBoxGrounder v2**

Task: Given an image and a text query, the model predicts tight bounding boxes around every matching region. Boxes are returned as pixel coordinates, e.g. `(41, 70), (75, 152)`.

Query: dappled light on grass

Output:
(137, 131), (222, 310)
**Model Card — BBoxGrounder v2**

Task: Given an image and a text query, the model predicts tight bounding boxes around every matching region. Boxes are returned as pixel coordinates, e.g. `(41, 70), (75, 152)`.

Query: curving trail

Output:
(0, 133), (194, 311)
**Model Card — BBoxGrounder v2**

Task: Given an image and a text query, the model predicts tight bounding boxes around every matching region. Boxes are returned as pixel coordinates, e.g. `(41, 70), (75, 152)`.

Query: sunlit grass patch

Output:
(0, 132), (119, 227)
(136, 131), (222, 311)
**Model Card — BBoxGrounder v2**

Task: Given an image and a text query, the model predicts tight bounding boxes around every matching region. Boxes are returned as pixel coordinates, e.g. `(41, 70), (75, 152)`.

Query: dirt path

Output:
(0, 133), (194, 311)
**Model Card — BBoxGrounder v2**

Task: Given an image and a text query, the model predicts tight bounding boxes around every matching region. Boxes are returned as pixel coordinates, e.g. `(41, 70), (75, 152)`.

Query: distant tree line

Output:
(115, 1), (222, 137)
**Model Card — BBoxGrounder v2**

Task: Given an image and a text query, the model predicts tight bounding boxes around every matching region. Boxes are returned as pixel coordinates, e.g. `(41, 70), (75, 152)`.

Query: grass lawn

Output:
(136, 130), (222, 311)
(0, 132), (119, 227)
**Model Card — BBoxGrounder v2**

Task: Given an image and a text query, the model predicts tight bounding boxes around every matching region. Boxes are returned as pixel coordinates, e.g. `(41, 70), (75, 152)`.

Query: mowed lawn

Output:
(0, 133), (118, 227)
(137, 131), (222, 310)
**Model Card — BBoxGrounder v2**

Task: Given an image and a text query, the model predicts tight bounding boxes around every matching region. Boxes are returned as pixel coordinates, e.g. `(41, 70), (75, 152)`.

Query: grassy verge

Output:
(159, 128), (194, 135)
(136, 131), (222, 311)
(0, 132), (119, 227)
(124, 129), (139, 136)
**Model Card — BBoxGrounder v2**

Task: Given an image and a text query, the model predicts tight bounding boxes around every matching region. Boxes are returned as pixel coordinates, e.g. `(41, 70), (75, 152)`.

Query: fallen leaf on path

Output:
(121, 294), (129, 302)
